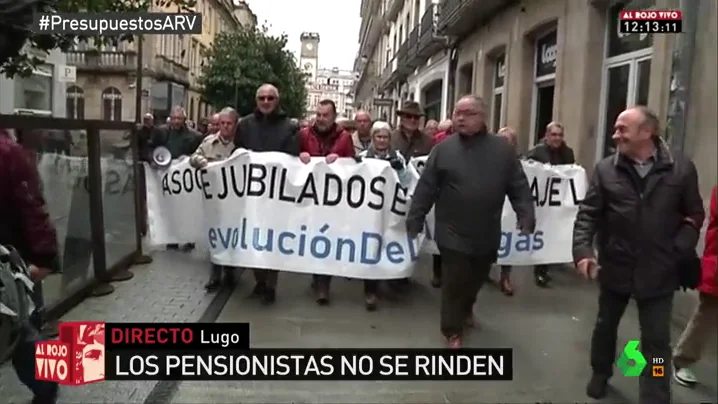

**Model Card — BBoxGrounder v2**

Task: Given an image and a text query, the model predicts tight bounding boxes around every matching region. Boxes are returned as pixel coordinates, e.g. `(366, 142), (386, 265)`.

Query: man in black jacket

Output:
(406, 96), (535, 348)
(572, 106), (705, 402)
(234, 83), (299, 305)
(148, 106), (202, 252)
(526, 121), (575, 287)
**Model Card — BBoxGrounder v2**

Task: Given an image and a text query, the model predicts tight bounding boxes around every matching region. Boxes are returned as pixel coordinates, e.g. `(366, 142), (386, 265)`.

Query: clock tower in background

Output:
(299, 32), (320, 82)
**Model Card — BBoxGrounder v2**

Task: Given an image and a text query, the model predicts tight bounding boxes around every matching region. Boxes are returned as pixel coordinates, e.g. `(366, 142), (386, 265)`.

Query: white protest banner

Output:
(143, 158), (206, 245)
(408, 156), (587, 265)
(201, 150), (419, 279)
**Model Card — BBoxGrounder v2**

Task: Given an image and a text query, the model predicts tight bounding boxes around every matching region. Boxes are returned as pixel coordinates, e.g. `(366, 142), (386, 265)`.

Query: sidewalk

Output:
(0, 250), (222, 404)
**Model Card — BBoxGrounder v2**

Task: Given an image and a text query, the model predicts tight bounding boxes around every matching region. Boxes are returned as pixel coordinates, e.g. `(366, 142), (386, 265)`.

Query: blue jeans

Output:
(12, 324), (59, 401)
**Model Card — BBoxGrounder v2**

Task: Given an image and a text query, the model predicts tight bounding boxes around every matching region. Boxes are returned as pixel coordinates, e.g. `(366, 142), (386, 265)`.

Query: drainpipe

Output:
(446, 46), (459, 117)
(665, 0), (699, 153)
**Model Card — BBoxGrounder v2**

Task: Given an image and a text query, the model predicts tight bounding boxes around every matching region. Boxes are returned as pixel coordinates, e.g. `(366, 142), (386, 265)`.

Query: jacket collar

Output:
(613, 136), (674, 167)
(254, 108), (286, 121)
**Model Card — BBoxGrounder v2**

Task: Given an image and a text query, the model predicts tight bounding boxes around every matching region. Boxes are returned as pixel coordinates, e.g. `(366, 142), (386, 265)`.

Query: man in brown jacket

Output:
(391, 101), (434, 160)
(390, 101), (435, 291)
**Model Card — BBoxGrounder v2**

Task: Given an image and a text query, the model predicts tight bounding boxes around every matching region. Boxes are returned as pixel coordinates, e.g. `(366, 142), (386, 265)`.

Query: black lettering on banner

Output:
(246, 163), (267, 197)
(278, 168), (296, 203)
(346, 175), (366, 209)
(200, 169), (212, 200)
(529, 175), (584, 207)
(297, 173), (319, 205)
(367, 177), (386, 210)
(209, 161), (394, 211)
(390, 183), (409, 216)
(322, 173), (342, 206)
(162, 168), (203, 196)
(414, 159), (426, 174)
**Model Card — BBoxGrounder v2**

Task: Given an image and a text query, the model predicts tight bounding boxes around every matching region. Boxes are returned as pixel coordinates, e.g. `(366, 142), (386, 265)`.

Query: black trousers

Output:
(534, 264), (548, 276)
(432, 254), (442, 278)
(364, 280), (378, 296)
(591, 288), (673, 403)
(439, 248), (493, 337)
(253, 269), (278, 288)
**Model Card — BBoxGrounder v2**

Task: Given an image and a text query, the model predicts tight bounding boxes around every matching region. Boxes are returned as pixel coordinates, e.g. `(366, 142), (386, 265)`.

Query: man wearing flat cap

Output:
(389, 101), (435, 292)
(391, 101), (434, 160)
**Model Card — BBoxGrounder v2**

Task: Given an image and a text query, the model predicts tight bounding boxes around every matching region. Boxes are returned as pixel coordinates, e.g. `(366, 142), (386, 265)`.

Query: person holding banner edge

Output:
(234, 84), (301, 305)
(525, 121), (575, 287)
(406, 95), (535, 348)
(494, 126), (521, 296)
(356, 120), (413, 310)
(190, 107), (241, 292)
(390, 101), (435, 293)
(298, 99), (355, 305)
(147, 106), (203, 253)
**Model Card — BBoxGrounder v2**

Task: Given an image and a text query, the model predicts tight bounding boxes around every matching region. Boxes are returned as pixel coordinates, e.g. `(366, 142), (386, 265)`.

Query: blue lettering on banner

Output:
(207, 219), (420, 265)
(497, 230), (545, 258)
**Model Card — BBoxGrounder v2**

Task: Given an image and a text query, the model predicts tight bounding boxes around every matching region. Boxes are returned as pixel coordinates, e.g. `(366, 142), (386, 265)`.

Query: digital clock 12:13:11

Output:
(620, 19), (683, 34)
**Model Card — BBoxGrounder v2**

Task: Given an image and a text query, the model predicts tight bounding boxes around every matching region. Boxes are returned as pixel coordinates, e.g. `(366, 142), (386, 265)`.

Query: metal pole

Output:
(665, 0), (699, 153)
(128, 34), (153, 267)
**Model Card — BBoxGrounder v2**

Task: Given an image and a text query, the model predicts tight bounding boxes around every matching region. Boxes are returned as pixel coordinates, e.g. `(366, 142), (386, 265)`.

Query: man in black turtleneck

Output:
(234, 83), (300, 305)
(406, 95), (535, 348)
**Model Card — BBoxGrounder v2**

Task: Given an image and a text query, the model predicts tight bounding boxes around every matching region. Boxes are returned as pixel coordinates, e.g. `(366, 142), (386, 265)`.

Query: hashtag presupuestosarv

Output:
(32, 12), (202, 35)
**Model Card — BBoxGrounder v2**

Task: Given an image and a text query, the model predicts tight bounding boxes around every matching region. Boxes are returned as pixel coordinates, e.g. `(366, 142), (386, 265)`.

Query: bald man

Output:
(406, 95), (535, 348)
(234, 83), (300, 305)
(573, 106), (704, 402)
(352, 110), (373, 154)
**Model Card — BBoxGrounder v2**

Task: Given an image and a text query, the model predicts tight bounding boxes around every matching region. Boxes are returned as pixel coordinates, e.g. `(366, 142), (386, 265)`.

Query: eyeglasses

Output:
(401, 114), (420, 120)
(257, 96), (276, 102)
(549, 131), (564, 137)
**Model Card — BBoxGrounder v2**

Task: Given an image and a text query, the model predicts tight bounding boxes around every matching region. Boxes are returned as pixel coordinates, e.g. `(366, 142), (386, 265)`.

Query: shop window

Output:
(491, 54), (505, 132)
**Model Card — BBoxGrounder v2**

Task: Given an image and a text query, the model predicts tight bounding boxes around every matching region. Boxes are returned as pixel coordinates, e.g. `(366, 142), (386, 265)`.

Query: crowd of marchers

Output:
(0, 81), (716, 404)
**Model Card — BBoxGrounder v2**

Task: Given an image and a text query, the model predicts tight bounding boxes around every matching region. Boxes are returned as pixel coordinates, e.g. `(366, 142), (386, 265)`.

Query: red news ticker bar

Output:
(619, 10), (683, 20)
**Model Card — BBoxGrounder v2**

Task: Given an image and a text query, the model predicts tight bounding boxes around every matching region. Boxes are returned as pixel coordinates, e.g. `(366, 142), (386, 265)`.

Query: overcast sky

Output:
(244, 0), (361, 71)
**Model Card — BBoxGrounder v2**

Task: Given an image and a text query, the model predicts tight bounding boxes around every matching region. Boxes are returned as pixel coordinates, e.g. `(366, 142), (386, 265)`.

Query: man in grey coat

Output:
(406, 95), (535, 348)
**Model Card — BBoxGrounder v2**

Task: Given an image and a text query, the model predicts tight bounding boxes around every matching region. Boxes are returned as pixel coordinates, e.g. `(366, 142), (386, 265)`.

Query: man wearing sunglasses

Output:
(526, 121), (575, 287)
(389, 101), (435, 293)
(234, 83), (301, 305)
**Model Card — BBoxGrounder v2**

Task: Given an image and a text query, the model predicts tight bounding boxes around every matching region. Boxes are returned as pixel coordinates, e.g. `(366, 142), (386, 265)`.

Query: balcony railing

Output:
(395, 41), (412, 75)
(417, 4), (444, 59)
(406, 27), (419, 68)
(65, 50), (137, 74)
(437, 0), (514, 37)
(153, 55), (190, 86)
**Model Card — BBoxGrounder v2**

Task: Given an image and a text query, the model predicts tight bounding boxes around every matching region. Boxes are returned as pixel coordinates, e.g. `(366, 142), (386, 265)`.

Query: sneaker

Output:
(586, 373), (609, 399)
(674, 366), (697, 386)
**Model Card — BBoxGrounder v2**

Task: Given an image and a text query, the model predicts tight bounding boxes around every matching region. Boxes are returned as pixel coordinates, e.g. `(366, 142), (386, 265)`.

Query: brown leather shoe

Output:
(446, 335), (462, 348)
(500, 277), (514, 296)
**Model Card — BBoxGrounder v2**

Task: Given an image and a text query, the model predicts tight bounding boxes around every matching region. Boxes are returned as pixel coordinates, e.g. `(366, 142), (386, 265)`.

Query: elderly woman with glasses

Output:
(353, 121), (412, 310)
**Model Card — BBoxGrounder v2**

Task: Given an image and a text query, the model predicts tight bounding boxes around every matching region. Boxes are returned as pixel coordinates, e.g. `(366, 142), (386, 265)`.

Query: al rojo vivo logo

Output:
(617, 340), (665, 377)
(35, 322), (106, 385)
